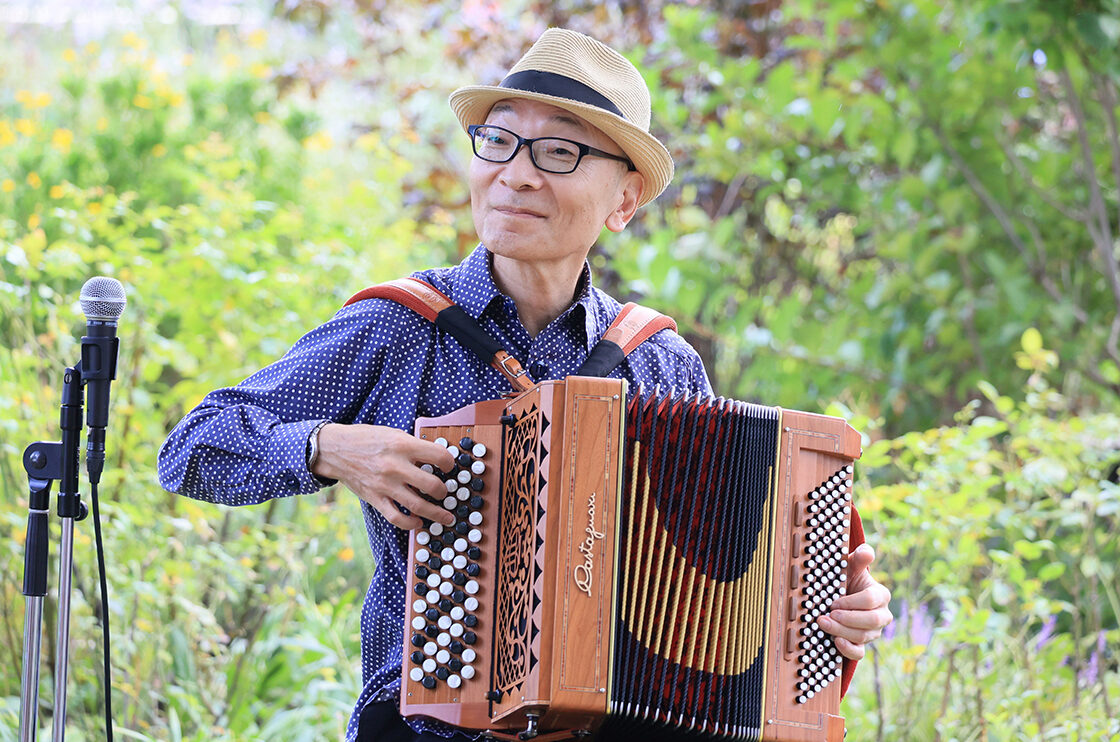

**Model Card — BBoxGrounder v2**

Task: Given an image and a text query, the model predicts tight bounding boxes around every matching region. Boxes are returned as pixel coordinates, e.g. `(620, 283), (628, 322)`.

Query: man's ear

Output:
(604, 171), (644, 233)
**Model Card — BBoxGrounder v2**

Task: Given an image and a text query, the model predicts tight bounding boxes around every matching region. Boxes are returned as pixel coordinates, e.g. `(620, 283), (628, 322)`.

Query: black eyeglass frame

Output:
(467, 124), (637, 174)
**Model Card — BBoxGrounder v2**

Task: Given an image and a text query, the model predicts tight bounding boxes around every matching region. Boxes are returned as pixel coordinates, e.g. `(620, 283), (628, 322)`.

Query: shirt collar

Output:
(453, 244), (598, 335)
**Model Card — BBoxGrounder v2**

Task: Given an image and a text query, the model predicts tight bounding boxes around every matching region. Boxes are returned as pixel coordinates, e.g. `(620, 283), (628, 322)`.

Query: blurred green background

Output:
(1, 0), (1118, 739)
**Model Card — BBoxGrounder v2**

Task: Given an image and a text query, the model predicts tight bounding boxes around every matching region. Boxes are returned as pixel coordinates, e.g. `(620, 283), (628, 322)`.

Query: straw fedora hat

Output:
(448, 28), (674, 207)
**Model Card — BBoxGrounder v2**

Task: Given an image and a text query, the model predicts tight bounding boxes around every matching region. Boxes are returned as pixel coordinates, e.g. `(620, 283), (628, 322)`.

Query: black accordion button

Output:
(436, 666), (450, 681)
(421, 676), (437, 690)
(413, 582), (428, 596)
(455, 521), (470, 535)
(425, 607), (440, 622)
(459, 437), (474, 450)
(457, 452), (473, 469)
(469, 495), (484, 510)
(414, 565), (430, 579)
(466, 563), (481, 578)
(410, 650), (424, 665)
(452, 572), (468, 586)
(456, 504), (470, 518)
(428, 556), (442, 570)
(411, 634), (426, 648)
(464, 614), (478, 628)
(451, 589), (466, 603)
(425, 624), (440, 638)
(439, 598), (453, 613)
(470, 477), (485, 492)
(462, 631), (477, 645)
(442, 531), (457, 546)
(449, 640), (465, 654)
(467, 546), (482, 560)
(449, 658), (464, 672)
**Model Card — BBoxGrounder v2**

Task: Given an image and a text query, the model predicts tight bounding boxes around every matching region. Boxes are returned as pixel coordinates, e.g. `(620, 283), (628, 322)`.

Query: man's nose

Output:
(498, 143), (544, 189)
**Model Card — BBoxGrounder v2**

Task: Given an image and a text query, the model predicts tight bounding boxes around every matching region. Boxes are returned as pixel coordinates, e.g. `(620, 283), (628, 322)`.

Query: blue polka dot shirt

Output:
(157, 245), (712, 740)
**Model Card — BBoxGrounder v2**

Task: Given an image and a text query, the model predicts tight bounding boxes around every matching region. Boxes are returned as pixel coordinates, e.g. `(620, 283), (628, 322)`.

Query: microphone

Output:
(79, 277), (126, 484)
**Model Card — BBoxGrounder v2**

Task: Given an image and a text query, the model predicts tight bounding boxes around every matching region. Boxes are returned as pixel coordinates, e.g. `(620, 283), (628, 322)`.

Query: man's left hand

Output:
(817, 543), (893, 660)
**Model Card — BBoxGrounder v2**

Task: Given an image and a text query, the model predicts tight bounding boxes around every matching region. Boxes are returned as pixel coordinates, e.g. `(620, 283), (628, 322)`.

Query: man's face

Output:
(469, 98), (642, 269)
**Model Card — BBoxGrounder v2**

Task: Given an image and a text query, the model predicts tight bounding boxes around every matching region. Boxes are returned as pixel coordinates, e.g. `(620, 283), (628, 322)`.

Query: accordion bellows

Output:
(401, 377), (861, 742)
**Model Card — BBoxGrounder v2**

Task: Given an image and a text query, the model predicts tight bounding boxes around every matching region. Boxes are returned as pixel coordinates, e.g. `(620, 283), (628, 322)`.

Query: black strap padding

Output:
(434, 306), (505, 366)
(576, 339), (625, 378)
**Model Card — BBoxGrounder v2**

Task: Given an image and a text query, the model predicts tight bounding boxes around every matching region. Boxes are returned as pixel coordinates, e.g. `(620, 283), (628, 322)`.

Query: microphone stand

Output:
(19, 366), (88, 742)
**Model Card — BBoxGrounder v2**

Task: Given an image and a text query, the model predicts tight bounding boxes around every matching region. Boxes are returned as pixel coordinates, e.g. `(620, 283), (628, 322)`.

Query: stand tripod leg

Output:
(52, 518), (76, 742)
(19, 596), (44, 742)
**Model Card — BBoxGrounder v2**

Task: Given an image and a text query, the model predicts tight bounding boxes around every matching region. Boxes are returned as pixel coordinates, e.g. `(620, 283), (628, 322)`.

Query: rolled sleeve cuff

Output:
(266, 418), (338, 493)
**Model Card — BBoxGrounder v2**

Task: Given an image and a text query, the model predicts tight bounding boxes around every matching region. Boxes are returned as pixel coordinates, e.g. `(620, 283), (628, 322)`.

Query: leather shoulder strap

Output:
(344, 278), (533, 393)
(577, 302), (677, 378)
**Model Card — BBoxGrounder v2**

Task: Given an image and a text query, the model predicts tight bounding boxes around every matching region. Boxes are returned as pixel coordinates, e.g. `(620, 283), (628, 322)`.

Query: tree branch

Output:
(1097, 74), (1120, 264)
(996, 135), (1088, 224)
(1059, 67), (1120, 322)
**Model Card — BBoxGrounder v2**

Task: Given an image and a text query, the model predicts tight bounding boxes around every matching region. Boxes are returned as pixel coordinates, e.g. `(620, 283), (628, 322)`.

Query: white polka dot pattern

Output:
(156, 245), (712, 740)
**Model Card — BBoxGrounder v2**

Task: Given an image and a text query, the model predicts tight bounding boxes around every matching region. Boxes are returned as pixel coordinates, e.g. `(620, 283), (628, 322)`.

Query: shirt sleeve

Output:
(156, 303), (393, 505)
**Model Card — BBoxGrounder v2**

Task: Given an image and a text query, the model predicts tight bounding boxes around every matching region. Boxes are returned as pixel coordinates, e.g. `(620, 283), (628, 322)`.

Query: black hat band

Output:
(499, 70), (627, 120)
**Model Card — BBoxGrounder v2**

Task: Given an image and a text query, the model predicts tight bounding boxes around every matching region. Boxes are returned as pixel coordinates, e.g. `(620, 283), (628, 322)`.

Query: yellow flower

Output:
(16, 119), (35, 137)
(339, 547), (355, 562)
(16, 90), (33, 106)
(28, 213), (40, 229)
(222, 53), (240, 69)
(133, 93), (152, 109)
(50, 185), (64, 199)
(122, 32), (146, 51)
(51, 128), (73, 153)
(2, 179), (14, 192)
(239, 557), (253, 568)
(250, 63), (271, 79)
(152, 144), (167, 158)
(0, 120), (14, 147)
(88, 202), (103, 215)
(248, 29), (268, 49)
(182, 52), (194, 67)
(168, 92), (185, 108)
(85, 41), (100, 55)
(34, 93), (51, 108)
(62, 48), (76, 63)
(303, 131), (334, 151)
(97, 117), (108, 131)
(253, 111), (271, 124)
(26, 172), (41, 189)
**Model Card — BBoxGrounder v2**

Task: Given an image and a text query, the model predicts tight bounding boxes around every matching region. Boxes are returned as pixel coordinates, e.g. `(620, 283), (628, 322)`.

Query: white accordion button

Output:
(457, 487), (471, 501)
(426, 589), (440, 604)
(447, 445), (459, 458)
(411, 616), (426, 631)
(437, 633), (451, 647)
(443, 496), (456, 510)
(461, 665), (476, 680)
(445, 479), (457, 493)
(410, 667), (424, 682)
(447, 674), (462, 689)
(430, 523), (444, 536)
(438, 615), (453, 630)
(441, 547), (455, 561)
(471, 460), (485, 475)
(416, 548), (430, 563)
(412, 599), (426, 613)
(468, 528), (482, 543)
(424, 641), (438, 656)
(454, 538), (468, 552)
(420, 463), (434, 474)
(422, 658), (437, 673)
(439, 581), (453, 596)
(457, 469), (471, 484)
(464, 596), (479, 612)
(450, 606), (465, 621)
(462, 648), (477, 663)
(436, 649), (451, 664)
(434, 437), (448, 448)
(450, 623), (464, 638)
(426, 573), (441, 589)
(465, 580), (479, 595)
(468, 511), (483, 526)
(472, 443), (486, 458)
(440, 565), (454, 579)
(416, 531), (430, 546)
(453, 555), (467, 570)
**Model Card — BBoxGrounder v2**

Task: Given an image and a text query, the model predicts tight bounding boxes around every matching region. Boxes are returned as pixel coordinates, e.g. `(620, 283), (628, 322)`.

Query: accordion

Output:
(401, 377), (862, 742)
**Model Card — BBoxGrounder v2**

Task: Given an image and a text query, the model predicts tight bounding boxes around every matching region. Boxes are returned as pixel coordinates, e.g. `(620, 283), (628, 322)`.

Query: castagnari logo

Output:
(573, 492), (605, 597)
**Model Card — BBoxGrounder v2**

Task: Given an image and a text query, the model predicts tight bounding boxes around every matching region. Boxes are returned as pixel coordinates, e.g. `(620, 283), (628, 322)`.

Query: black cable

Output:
(90, 480), (114, 742)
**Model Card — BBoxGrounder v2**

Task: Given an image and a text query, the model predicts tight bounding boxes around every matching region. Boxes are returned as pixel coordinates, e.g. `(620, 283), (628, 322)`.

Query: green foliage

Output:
(850, 366), (1120, 737)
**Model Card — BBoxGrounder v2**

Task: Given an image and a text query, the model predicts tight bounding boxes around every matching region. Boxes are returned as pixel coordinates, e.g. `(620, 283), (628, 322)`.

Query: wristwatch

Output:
(306, 420), (331, 472)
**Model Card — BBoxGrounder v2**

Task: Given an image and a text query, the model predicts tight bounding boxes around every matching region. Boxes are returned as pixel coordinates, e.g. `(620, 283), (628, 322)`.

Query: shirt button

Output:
(528, 362), (548, 379)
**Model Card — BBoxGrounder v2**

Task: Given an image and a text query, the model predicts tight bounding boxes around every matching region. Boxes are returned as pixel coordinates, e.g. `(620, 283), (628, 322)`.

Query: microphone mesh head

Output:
(79, 276), (127, 321)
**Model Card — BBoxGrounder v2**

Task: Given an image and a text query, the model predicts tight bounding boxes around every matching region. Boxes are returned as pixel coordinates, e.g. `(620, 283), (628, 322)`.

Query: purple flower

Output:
(909, 602), (933, 645)
(1034, 615), (1057, 651)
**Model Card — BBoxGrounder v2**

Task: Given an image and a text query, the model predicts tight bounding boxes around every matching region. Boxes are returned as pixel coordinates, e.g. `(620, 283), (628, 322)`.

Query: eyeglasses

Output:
(468, 124), (636, 174)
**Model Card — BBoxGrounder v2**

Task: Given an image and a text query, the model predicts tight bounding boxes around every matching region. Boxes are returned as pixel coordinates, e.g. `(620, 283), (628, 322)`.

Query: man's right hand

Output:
(311, 423), (457, 530)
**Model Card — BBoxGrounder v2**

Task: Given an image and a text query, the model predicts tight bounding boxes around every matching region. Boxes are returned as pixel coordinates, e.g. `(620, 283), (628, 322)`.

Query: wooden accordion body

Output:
(401, 377), (861, 741)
